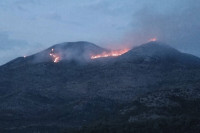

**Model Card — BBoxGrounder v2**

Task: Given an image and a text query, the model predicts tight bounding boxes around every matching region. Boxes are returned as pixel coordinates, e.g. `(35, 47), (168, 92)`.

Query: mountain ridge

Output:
(3, 41), (200, 68)
(119, 41), (200, 67)
(0, 41), (200, 132)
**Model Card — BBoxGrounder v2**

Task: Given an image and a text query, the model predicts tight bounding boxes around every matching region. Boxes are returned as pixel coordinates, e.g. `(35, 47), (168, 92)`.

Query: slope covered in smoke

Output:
(0, 41), (200, 133)
(2, 41), (108, 68)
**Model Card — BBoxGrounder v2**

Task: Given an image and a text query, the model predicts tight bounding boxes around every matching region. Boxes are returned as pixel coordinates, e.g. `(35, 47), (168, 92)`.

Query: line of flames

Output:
(49, 37), (157, 63)
(91, 48), (130, 59)
(49, 48), (130, 63)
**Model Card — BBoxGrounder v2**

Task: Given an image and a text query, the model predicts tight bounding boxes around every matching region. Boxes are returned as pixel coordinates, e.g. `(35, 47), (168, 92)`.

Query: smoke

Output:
(122, 0), (200, 56)
(1, 0), (200, 65)
(31, 42), (109, 64)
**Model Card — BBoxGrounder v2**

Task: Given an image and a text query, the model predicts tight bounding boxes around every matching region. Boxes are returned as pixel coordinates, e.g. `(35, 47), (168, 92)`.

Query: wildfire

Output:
(149, 38), (157, 42)
(50, 49), (61, 63)
(91, 49), (130, 59)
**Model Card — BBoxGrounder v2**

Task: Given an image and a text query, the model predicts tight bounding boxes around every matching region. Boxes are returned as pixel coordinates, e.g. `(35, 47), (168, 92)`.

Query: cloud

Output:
(0, 32), (28, 49)
(123, 0), (200, 56)
(0, 0), (200, 65)
(0, 32), (43, 65)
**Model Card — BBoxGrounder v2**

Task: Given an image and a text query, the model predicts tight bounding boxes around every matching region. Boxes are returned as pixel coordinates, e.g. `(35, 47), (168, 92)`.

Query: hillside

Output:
(0, 41), (200, 133)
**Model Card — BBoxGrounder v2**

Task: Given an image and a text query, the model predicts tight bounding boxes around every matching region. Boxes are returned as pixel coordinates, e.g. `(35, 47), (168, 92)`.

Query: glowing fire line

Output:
(50, 49), (60, 63)
(149, 37), (157, 42)
(91, 49), (130, 59)
(48, 48), (130, 62)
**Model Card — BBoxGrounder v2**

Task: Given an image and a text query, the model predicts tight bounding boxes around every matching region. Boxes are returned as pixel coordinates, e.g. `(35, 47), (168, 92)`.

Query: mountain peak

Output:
(2, 41), (107, 67)
(51, 41), (101, 49)
(121, 41), (179, 58)
(3, 41), (200, 68)
(132, 41), (179, 57)
(120, 41), (200, 66)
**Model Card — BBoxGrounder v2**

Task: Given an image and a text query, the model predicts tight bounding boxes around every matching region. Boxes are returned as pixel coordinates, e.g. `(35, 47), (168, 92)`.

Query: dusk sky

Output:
(0, 0), (200, 65)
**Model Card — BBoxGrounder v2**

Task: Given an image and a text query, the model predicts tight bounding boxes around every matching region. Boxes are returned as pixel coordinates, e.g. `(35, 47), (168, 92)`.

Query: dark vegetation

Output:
(0, 41), (200, 133)
(74, 97), (200, 133)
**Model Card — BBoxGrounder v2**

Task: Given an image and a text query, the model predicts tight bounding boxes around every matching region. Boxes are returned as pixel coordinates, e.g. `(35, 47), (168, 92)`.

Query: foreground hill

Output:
(0, 41), (200, 133)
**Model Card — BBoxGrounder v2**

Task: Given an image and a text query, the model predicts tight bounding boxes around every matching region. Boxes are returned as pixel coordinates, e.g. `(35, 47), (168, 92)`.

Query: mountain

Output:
(120, 41), (200, 66)
(0, 41), (200, 133)
(2, 41), (107, 68)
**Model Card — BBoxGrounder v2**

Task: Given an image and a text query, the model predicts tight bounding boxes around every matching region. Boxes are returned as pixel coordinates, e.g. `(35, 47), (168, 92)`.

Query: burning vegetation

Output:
(149, 38), (157, 42)
(49, 47), (130, 63)
(50, 49), (61, 63)
(91, 49), (130, 59)
(47, 39), (159, 62)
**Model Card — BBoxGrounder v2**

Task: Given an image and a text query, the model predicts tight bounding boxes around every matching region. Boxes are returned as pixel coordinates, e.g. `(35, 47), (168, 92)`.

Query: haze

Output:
(0, 0), (200, 65)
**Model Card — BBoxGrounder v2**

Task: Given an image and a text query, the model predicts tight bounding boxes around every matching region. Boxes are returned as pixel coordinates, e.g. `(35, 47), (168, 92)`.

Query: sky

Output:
(0, 0), (200, 65)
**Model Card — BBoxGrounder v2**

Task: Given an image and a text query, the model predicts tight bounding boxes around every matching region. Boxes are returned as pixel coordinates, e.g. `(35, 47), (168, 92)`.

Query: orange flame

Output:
(50, 49), (60, 63)
(91, 49), (130, 59)
(149, 38), (157, 42)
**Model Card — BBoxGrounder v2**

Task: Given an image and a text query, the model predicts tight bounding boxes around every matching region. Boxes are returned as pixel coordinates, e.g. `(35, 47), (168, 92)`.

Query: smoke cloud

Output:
(122, 0), (200, 56)
(0, 0), (200, 65)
